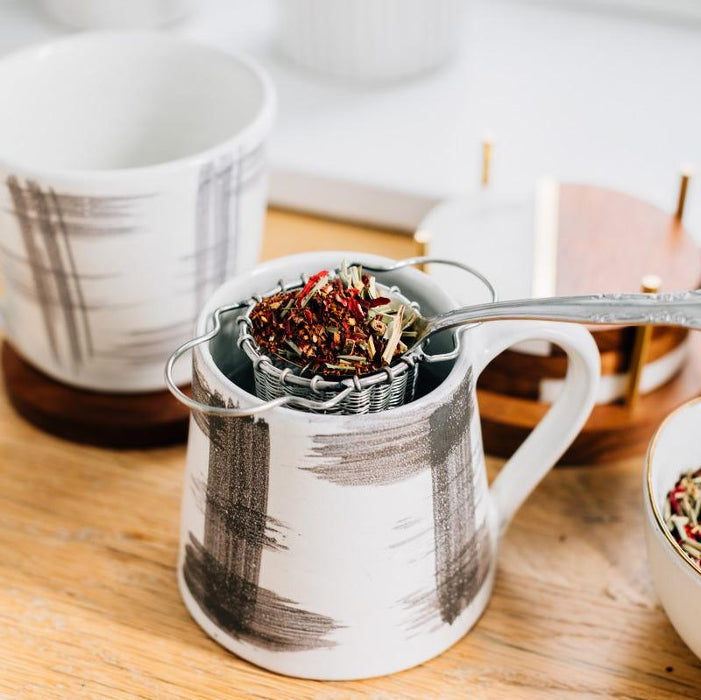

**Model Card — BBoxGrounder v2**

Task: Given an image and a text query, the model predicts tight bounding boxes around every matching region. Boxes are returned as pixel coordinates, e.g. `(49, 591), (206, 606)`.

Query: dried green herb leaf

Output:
(285, 339), (303, 355)
(381, 305), (405, 364)
(249, 263), (419, 379)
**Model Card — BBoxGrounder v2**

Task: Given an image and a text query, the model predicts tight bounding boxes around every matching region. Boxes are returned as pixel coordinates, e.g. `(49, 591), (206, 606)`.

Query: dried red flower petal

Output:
(664, 467), (701, 571)
(248, 264), (416, 379)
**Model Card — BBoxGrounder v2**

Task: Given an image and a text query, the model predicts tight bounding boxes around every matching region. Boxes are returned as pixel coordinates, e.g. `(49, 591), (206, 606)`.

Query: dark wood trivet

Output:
(1, 342), (190, 448)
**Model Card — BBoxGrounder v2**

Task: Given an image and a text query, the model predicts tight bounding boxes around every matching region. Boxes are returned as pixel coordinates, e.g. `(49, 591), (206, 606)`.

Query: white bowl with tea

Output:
(644, 397), (701, 659)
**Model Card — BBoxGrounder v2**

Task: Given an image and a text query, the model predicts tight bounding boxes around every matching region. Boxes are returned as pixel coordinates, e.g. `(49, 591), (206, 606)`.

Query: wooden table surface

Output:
(1, 210), (700, 699)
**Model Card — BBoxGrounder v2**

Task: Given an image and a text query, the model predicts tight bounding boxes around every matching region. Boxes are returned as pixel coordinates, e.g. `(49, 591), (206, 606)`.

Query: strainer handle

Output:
(359, 256), (497, 303)
(165, 256), (497, 416)
(164, 302), (356, 417)
(360, 256), (497, 364)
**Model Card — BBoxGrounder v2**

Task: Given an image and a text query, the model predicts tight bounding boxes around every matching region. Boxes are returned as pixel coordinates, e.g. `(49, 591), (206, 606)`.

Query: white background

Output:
(2, 0), (701, 236)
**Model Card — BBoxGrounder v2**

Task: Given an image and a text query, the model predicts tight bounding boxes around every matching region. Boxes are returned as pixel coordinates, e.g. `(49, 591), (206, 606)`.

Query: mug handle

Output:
(470, 320), (600, 537)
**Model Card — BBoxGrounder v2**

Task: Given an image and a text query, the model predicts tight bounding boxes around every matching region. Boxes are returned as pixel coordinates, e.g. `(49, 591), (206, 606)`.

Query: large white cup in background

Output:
(278, 0), (463, 82)
(0, 32), (275, 392)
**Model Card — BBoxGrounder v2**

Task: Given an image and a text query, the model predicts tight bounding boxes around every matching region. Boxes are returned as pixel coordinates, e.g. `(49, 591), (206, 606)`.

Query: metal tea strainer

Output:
(166, 256), (701, 417)
(165, 257), (496, 417)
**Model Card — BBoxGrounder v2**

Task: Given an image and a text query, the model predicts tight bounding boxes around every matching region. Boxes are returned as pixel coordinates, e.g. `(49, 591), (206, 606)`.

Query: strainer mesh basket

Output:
(238, 302), (422, 414)
(165, 257), (496, 418)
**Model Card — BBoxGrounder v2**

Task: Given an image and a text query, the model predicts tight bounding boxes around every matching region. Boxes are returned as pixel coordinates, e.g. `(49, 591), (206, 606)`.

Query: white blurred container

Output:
(39, 0), (196, 29)
(278, 0), (463, 82)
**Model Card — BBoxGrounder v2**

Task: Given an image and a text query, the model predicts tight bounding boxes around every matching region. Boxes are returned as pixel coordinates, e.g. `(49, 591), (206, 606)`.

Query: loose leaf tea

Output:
(249, 263), (418, 378)
(664, 468), (701, 570)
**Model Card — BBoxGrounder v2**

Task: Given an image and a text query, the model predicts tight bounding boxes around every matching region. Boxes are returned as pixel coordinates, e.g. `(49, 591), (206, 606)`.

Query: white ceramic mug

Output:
(278, 0), (463, 82)
(0, 32), (275, 392)
(174, 251), (600, 679)
(644, 398), (701, 660)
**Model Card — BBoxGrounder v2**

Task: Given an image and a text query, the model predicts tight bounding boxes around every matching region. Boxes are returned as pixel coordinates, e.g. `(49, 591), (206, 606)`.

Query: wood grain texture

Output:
(1, 380), (700, 698)
(1, 342), (190, 448)
(556, 184), (700, 297)
(1, 209), (700, 698)
(262, 207), (420, 260)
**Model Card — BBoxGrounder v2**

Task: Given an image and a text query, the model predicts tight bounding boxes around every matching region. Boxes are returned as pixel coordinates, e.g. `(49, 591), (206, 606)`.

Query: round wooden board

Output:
(476, 183), (701, 463)
(1, 342), (190, 448)
(477, 183), (700, 393)
(555, 184), (699, 297)
(478, 333), (701, 465)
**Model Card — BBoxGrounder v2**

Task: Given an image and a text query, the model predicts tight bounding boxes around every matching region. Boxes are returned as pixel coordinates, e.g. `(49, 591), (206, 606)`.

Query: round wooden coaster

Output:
(1, 342), (190, 448)
(459, 182), (701, 463)
(475, 183), (700, 392)
(424, 182), (700, 419)
(478, 333), (701, 465)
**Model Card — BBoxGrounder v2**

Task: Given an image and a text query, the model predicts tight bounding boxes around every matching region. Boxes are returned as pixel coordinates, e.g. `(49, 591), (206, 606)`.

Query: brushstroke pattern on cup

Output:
(0, 32), (275, 392)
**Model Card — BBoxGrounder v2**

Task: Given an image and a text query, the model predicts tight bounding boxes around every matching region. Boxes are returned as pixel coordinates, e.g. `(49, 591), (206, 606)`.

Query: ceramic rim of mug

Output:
(165, 255), (497, 417)
(645, 395), (701, 577)
(0, 31), (276, 181)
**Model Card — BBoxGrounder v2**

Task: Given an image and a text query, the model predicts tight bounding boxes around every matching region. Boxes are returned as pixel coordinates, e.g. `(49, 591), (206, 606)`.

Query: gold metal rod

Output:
(675, 170), (692, 221)
(625, 274), (661, 407)
(481, 139), (492, 188)
(413, 229), (432, 272)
